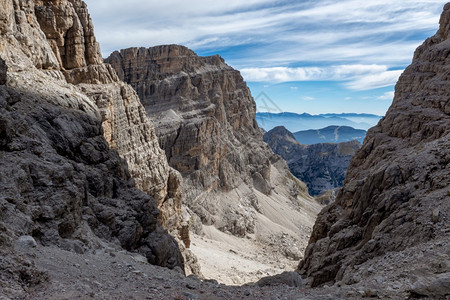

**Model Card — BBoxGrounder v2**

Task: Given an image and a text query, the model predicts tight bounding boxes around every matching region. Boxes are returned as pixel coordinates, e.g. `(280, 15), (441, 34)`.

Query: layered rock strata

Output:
(106, 46), (320, 241)
(0, 0), (191, 285)
(31, 1), (184, 233)
(298, 4), (450, 296)
(264, 126), (361, 196)
(107, 46), (274, 198)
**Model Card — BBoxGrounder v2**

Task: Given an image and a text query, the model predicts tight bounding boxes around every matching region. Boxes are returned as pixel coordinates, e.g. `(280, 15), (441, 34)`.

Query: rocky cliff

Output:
(264, 126), (361, 196)
(107, 46), (274, 198)
(32, 0), (184, 234)
(0, 0), (192, 294)
(106, 46), (320, 245)
(298, 4), (450, 297)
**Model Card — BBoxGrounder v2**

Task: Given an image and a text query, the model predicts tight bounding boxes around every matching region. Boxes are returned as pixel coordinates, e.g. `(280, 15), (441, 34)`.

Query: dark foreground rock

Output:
(298, 3), (450, 297)
(0, 57), (6, 85)
(0, 1), (189, 295)
(256, 271), (303, 288)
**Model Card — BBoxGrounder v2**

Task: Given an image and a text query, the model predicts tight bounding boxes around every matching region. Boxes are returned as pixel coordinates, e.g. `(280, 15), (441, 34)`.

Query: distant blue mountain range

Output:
(293, 126), (366, 144)
(263, 126), (361, 196)
(256, 112), (382, 132)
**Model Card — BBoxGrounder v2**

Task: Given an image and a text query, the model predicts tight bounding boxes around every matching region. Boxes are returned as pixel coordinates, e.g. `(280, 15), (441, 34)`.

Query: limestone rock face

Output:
(77, 82), (182, 232)
(34, 0), (103, 69)
(264, 126), (361, 196)
(29, 0), (183, 238)
(0, 0), (188, 286)
(107, 46), (271, 197)
(298, 3), (450, 293)
(107, 46), (319, 240)
(0, 63), (183, 273)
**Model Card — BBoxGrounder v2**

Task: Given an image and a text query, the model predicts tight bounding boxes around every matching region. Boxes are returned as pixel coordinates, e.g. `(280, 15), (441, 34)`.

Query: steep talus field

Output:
(298, 3), (450, 297)
(264, 126), (361, 196)
(0, 0), (195, 296)
(106, 46), (322, 283)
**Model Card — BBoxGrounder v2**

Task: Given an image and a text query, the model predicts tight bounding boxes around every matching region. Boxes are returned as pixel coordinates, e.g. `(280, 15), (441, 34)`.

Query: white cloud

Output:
(240, 65), (404, 91)
(84, 0), (443, 66)
(377, 91), (395, 100)
(302, 96), (315, 101)
(344, 70), (403, 90)
(241, 67), (324, 82)
(83, 0), (442, 95)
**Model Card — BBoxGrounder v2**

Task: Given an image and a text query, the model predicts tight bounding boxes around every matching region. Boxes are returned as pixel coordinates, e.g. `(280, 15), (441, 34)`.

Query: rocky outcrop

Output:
(32, 0), (186, 241)
(0, 77), (182, 262)
(264, 126), (361, 196)
(106, 46), (319, 241)
(34, 0), (102, 69)
(106, 46), (272, 197)
(256, 271), (303, 288)
(298, 3), (450, 294)
(0, 0), (192, 288)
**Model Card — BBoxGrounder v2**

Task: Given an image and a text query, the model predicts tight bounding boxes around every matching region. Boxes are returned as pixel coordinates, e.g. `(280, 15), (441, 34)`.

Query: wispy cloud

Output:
(83, 0), (443, 114)
(377, 91), (395, 100)
(344, 70), (403, 90)
(85, 0), (443, 66)
(241, 67), (324, 82)
(302, 96), (315, 101)
(241, 65), (403, 90)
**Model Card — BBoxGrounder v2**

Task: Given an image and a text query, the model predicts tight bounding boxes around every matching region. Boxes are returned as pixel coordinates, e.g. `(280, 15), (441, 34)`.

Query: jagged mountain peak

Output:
(264, 127), (361, 196)
(107, 45), (228, 81)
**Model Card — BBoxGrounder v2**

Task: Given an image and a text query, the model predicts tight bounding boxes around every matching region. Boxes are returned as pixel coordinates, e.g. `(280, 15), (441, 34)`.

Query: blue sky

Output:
(84, 0), (445, 116)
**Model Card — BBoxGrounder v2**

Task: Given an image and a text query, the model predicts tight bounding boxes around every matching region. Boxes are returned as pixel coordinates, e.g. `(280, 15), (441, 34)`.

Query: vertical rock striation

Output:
(106, 46), (273, 197)
(29, 0), (185, 239)
(0, 0), (189, 288)
(298, 3), (450, 294)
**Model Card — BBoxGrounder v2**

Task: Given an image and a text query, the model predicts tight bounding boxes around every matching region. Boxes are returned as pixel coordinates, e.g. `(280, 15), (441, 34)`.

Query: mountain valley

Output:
(0, 0), (448, 299)
(105, 45), (321, 283)
(264, 126), (361, 196)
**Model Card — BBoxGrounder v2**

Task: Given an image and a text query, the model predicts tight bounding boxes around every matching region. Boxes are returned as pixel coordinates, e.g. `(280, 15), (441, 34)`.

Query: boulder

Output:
(256, 271), (303, 288)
